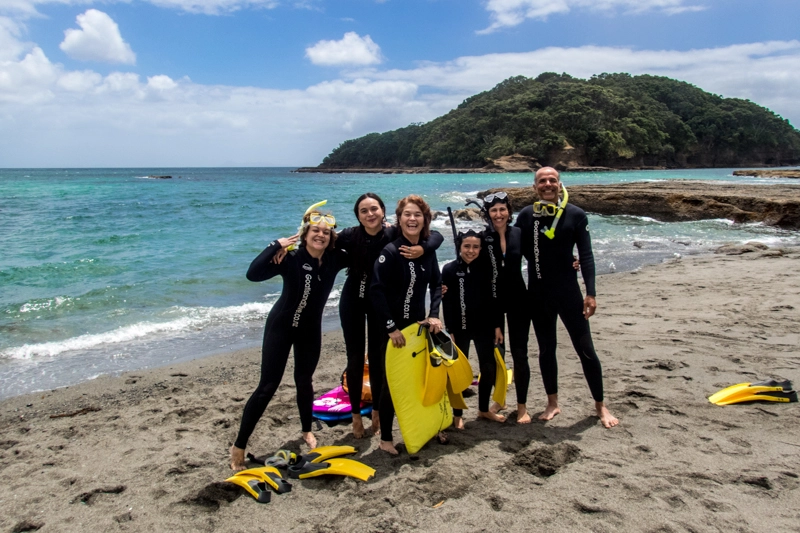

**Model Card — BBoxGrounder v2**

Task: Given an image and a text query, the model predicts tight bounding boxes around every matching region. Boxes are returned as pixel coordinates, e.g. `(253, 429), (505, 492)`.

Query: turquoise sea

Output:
(2, 167), (799, 399)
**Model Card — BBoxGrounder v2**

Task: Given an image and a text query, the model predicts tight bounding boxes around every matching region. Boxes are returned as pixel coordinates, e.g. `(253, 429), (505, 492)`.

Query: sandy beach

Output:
(2, 247), (799, 532)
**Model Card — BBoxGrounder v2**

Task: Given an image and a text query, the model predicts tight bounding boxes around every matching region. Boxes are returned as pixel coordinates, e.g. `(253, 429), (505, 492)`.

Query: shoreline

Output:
(2, 247), (799, 531)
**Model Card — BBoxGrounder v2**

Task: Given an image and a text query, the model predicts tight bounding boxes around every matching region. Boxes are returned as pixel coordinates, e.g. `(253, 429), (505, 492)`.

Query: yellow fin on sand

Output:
(225, 472), (273, 503)
(233, 466), (292, 494)
(386, 323), (453, 454)
(288, 458), (375, 482)
(303, 445), (357, 464)
(708, 379), (797, 406)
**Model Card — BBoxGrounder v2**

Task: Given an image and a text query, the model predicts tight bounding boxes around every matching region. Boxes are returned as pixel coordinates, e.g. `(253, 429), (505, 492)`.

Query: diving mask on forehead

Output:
(483, 191), (509, 206)
(288, 200), (330, 251)
(536, 184), (568, 240)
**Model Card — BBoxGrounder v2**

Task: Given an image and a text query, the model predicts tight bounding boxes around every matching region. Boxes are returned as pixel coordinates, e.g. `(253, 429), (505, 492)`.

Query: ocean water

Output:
(2, 167), (799, 399)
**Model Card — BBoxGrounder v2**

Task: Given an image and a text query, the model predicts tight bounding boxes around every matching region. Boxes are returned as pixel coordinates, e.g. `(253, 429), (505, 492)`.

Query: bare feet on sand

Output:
(538, 395), (561, 421)
(478, 411), (506, 423)
(371, 412), (380, 437)
(352, 414), (365, 439)
(453, 416), (465, 430)
(596, 402), (619, 428)
(302, 431), (317, 449)
(516, 404), (532, 424)
(379, 441), (399, 455)
(489, 402), (506, 414)
(230, 445), (247, 472)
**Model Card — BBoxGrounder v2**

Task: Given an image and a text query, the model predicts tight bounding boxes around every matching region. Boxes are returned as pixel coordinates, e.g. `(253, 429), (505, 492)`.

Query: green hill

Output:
(317, 73), (800, 170)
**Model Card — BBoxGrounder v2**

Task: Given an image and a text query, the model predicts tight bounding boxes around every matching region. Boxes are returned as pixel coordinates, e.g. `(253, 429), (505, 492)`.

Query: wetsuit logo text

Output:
(459, 277), (467, 330)
(403, 262), (417, 320)
(358, 272), (367, 299)
(292, 274), (313, 327)
(487, 244), (498, 299)
(533, 220), (542, 280)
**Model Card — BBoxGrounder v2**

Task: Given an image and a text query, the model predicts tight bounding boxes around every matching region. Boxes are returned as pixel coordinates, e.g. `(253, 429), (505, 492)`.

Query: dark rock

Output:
(147, 175), (172, 179)
(733, 169), (800, 179)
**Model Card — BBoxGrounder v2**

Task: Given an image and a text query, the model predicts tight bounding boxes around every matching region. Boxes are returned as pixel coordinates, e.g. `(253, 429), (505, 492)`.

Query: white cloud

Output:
(306, 32), (382, 66)
(480, 0), (706, 33)
(1, 37), (799, 167)
(146, 0), (278, 15)
(60, 9), (136, 64)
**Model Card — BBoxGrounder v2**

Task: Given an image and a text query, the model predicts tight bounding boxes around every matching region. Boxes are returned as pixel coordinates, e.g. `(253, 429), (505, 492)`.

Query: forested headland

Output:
(306, 73), (800, 171)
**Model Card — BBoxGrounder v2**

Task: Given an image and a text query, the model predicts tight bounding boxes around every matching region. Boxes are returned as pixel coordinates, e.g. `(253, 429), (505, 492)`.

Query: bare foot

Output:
(489, 402), (506, 414)
(302, 431), (317, 449)
(478, 411), (506, 423)
(516, 404), (532, 424)
(230, 445), (247, 472)
(453, 416), (465, 430)
(379, 441), (399, 455)
(596, 402), (619, 428)
(538, 403), (561, 421)
(371, 412), (381, 437)
(352, 414), (365, 439)
(436, 432), (449, 445)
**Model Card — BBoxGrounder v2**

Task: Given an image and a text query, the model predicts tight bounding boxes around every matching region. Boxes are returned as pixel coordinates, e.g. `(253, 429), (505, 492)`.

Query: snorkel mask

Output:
(288, 200), (333, 251)
(536, 184), (568, 240)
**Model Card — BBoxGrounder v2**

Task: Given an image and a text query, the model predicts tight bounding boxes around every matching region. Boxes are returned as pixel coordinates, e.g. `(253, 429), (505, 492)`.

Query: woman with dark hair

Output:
(480, 192), (533, 423)
(230, 209), (347, 471)
(336, 193), (442, 439)
(370, 195), (444, 455)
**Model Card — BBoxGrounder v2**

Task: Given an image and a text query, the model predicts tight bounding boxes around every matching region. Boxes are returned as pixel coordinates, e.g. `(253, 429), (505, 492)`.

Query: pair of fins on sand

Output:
(226, 445), (375, 503)
(708, 379), (798, 406)
(422, 331), (512, 411)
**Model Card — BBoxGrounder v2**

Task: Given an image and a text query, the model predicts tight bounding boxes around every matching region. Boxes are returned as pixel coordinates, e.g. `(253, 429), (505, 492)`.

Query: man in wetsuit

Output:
(515, 167), (618, 428)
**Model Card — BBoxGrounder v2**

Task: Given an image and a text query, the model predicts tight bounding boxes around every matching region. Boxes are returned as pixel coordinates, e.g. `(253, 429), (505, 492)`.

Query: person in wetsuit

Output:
(336, 193), (443, 439)
(442, 230), (505, 428)
(515, 167), (618, 428)
(370, 195), (444, 455)
(230, 210), (348, 471)
(480, 191), (533, 424)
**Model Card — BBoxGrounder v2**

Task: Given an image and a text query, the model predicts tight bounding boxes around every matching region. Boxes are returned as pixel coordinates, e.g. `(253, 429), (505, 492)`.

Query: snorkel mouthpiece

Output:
(542, 184), (568, 240)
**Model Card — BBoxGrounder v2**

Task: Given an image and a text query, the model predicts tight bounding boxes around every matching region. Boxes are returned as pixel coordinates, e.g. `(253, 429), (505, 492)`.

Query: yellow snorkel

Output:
(287, 199), (327, 251)
(542, 184), (568, 240)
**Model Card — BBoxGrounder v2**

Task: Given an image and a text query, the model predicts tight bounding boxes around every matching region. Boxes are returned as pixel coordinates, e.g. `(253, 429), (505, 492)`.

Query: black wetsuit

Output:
(515, 203), (604, 402)
(482, 224), (531, 405)
(336, 227), (442, 418)
(370, 235), (442, 441)
(442, 257), (501, 414)
(234, 240), (348, 449)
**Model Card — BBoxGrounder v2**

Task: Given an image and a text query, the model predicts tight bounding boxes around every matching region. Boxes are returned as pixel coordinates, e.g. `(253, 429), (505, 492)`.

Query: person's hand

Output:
(388, 329), (406, 348)
(573, 255), (580, 272)
(441, 284), (448, 296)
(494, 327), (504, 345)
(272, 247), (288, 264)
(426, 317), (443, 334)
(583, 296), (597, 319)
(399, 245), (423, 259)
(277, 235), (299, 249)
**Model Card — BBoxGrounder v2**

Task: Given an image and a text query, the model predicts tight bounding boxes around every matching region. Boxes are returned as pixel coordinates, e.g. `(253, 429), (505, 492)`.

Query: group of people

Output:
(230, 167), (618, 470)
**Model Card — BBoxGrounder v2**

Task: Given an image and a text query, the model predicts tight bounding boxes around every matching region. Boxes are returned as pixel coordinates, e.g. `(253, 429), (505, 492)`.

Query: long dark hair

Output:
(350, 192), (386, 278)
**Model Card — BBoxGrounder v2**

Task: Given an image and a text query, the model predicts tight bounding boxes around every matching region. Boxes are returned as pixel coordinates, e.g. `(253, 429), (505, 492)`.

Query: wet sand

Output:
(2, 247), (799, 532)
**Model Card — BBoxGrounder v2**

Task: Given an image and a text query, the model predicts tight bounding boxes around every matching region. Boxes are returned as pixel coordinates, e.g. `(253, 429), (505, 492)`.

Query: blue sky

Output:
(1, 0), (799, 167)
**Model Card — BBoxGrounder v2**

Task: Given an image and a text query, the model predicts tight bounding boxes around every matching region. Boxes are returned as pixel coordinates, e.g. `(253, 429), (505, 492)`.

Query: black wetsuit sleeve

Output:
(246, 240), (285, 282)
(427, 255), (442, 319)
(422, 230), (444, 253)
(575, 212), (597, 297)
(441, 263), (457, 331)
(369, 248), (399, 333)
(335, 227), (357, 253)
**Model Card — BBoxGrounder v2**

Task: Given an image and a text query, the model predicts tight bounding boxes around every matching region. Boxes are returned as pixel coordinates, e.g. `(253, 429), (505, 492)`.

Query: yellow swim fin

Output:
(431, 331), (473, 393)
(287, 458), (376, 481)
(225, 472), (273, 503)
(446, 379), (469, 410)
(234, 466), (292, 494)
(302, 445), (357, 464)
(492, 344), (510, 406)
(709, 379), (798, 406)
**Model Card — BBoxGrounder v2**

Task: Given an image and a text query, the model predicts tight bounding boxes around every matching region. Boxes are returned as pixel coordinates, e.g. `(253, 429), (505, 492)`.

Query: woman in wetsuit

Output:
(230, 209), (348, 471)
(442, 230), (505, 429)
(336, 193), (443, 439)
(480, 192), (533, 424)
(370, 195), (443, 455)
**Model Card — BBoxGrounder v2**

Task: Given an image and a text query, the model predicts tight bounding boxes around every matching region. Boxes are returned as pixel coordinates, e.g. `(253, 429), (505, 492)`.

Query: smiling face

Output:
(357, 197), (385, 234)
(303, 223), (331, 254)
(459, 236), (481, 264)
(398, 204), (424, 240)
(488, 203), (510, 231)
(534, 167), (561, 203)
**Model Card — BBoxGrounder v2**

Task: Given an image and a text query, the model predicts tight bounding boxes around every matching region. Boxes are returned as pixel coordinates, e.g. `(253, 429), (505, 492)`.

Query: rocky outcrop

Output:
(732, 169), (800, 179)
(479, 181), (800, 229)
(483, 154), (541, 172)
